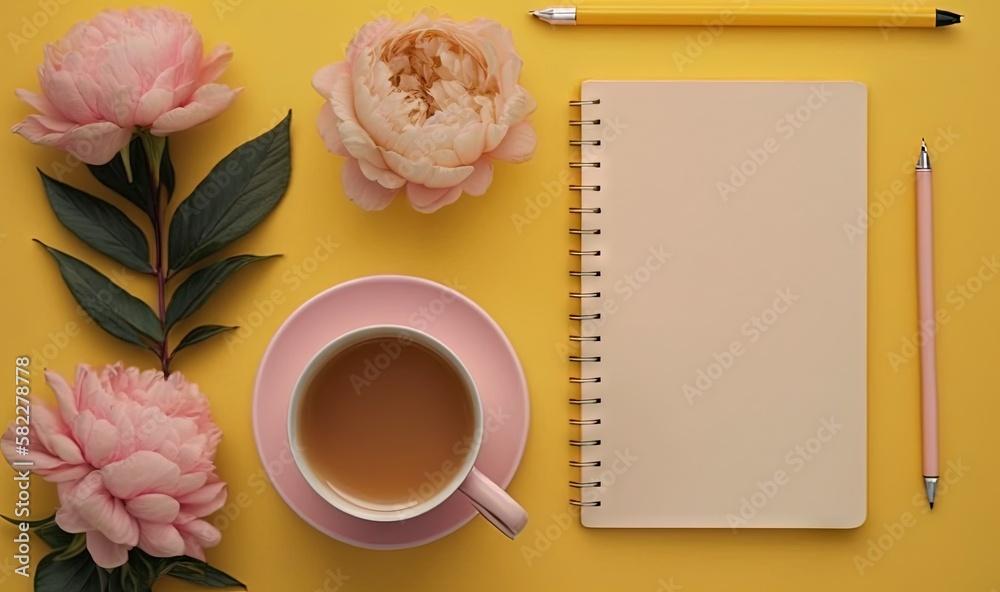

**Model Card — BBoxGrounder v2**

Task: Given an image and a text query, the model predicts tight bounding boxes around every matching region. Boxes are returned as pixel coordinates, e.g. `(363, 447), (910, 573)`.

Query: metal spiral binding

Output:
(569, 96), (602, 509)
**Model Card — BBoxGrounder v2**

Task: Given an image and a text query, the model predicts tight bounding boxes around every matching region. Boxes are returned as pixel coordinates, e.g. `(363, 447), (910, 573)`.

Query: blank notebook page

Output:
(575, 81), (867, 528)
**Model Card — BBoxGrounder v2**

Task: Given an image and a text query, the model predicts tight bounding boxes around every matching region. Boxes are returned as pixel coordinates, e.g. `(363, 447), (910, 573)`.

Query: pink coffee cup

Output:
(287, 325), (528, 539)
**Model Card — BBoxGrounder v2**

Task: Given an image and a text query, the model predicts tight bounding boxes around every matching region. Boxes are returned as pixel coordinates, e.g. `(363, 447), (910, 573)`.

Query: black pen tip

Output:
(936, 9), (963, 27)
(929, 501), (934, 509)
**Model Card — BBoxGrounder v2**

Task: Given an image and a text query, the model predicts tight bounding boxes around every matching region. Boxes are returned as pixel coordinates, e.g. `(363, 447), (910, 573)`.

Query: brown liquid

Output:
(297, 336), (475, 510)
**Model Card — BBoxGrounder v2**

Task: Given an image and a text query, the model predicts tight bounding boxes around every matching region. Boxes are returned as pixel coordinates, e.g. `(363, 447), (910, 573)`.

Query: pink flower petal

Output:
(41, 70), (98, 124)
(338, 119), (388, 169)
(405, 183), (449, 208)
(179, 518), (222, 548)
(406, 183), (464, 213)
(72, 472), (138, 545)
(1, 424), (83, 476)
(14, 118), (132, 165)
(312, 62), (348, 97)
(196, 44), (234, 87)
(73, 412), (119, 468)
(342, 158), (397, 211)
(461, 158), (494, 196)
(359, 157), (406, 189)
(177, 478), (226, 516)
(489, 121), (536, 163)
(415, 187), (464, 213)
(149, 83), (240, 136)
(126, 493), (180, 523)
(55, 501), (91, 534)
(317, 102), (349, 157)
(46, 369), (79, 424)
(86, 530), (129, 569)
(31, 402), (85, 465)
(453, 125), (488, 165)
(101, 450), (181, 499)
(134, 88), (175, 127)
(137, 521), (185, 557)
(15, 88), (58, 117)
(42, 463), (93, 483)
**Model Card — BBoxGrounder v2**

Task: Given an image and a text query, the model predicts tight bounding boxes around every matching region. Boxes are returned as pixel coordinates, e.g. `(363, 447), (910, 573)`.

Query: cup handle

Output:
(457, 467), (528, 539)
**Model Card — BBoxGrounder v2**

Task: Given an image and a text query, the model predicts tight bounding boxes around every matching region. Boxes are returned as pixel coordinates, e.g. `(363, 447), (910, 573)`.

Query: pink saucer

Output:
(251, 275), (529, 549)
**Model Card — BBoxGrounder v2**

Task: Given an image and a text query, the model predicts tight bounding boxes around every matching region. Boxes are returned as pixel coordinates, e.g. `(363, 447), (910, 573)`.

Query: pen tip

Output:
(921, 138), (927, 150)
(929, 501), (934, 509)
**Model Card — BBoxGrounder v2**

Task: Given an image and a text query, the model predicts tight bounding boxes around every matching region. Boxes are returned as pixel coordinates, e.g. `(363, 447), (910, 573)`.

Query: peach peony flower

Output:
(1, 364), (226, 568)
(11, 7), (240, 165)
(312, 14), (537, 213)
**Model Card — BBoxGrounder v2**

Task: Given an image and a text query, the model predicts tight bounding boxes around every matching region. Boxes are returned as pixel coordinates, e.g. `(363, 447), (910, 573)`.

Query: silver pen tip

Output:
(921, 138), (927, 151)
(924, 477), (938, 509)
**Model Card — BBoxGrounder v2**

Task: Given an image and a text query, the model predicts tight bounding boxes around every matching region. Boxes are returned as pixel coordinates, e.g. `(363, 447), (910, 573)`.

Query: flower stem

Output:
(150, 173), (170, 376)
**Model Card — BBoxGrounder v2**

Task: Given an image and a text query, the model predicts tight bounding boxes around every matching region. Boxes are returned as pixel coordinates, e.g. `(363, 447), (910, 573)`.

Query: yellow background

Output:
(0, 0), (997, 590)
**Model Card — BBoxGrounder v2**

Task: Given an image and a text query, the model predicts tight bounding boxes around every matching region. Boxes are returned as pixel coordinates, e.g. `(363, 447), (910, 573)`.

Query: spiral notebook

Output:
(569, 81), (868, 528)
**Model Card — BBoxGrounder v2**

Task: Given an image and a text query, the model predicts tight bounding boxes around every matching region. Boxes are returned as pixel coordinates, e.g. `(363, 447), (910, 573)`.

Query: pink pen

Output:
(916, 139), (939, 509)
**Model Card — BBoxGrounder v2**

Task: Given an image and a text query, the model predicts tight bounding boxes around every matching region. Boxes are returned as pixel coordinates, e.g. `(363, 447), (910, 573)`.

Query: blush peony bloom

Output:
(1, 364), (227, 568)
(11, 7), (240, 165)
(312, 14), (537, 213)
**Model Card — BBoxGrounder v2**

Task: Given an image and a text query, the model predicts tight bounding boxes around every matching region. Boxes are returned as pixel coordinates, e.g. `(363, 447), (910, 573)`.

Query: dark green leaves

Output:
(34, 549), (102, 592)
(162, 556), (246, 589)
(37, 241), (163, 350)
(39, 172), (152, 273)
(173, 325), (237, 357)
(1, 514), (74, 550)
(36, 111), (292, 376)
(88, 135), (158, 220)
(168, 111), (292, 274)
(161, 137), (176, 200)
(4, 515), (245, 590)
(166, 255), (276, 330)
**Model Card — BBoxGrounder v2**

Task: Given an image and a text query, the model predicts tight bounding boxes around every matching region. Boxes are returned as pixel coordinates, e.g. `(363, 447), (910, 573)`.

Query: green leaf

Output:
(163, 556), (246, 589)
(54, 533), (88, 560)
(38, 172), (153, 274)
(172, 325), (237, 357)
(168, 111), (292, 274)
(105, 550), (156, 592)
(87, 136), (156, 220)
(1, 514), (74, 550)
(166, 254), (277, 329)
(161, 137), (176, 201)
(34, 549), (102, 592)
(36, 241), (163, 349)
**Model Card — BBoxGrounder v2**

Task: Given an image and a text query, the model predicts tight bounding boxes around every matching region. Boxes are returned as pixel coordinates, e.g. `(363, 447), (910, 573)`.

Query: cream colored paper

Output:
(576, 81), (867, 528)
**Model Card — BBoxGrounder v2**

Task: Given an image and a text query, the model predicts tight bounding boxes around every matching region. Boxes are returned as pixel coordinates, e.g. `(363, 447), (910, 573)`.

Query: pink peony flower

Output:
(1, 364), (226, 568)
(11, 7), (240, 165)
(312, 13), (537, 213)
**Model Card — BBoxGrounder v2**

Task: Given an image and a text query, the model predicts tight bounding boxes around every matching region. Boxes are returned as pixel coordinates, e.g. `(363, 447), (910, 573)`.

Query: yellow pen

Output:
(529, 5), (963, 28)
